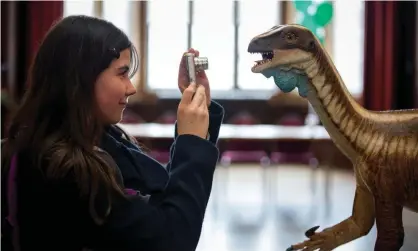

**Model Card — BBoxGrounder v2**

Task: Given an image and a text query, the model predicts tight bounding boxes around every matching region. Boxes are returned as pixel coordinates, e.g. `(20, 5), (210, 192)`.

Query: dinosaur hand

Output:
(286, 226), (339, 251)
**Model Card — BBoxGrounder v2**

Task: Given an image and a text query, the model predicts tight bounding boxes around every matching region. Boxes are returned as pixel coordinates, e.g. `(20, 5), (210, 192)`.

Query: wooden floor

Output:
(196, 165), (418, 251)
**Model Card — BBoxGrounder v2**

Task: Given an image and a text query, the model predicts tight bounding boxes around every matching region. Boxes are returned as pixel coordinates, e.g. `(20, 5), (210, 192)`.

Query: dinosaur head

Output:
(247, 24), (321, 97)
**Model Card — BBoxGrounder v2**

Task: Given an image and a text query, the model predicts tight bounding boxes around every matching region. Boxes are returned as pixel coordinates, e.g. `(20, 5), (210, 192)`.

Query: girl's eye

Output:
(119, 71), (128, 78)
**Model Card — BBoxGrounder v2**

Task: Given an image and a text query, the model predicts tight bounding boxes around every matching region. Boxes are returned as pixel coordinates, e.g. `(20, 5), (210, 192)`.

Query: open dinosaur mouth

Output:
(250, 51), (274, 70)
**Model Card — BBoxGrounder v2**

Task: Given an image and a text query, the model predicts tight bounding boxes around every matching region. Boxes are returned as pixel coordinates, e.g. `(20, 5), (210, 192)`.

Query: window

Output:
(146, 1), (282, 91)
(237, 1), (280, 90)
(147, 1), (189, 90)
(332, 0), (365, 96)
(192, 1), (235, 90)
(64, 0), (94, 17)
(102, 0), (132, 38)
(64, 1), (365, 96)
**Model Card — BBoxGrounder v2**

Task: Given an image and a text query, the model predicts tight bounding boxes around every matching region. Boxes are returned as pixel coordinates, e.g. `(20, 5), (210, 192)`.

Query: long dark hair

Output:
(1, 15), (139, 224)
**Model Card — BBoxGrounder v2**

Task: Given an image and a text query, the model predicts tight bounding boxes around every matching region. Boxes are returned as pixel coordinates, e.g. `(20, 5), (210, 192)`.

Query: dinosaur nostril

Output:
(308, 40), (315, 49)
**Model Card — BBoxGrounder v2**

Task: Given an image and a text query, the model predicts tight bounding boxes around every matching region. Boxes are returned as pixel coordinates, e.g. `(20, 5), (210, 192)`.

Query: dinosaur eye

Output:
(285, 32), (296, 41)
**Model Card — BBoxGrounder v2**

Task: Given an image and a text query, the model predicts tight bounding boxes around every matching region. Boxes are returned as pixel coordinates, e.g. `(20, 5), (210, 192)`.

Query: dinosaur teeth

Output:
(250, 51), (274, 68)
(253, 58), (272, 67)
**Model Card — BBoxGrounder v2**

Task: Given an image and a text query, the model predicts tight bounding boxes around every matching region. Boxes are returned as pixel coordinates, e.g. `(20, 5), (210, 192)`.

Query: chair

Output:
(219, 111), (270, 166)
(270, 113), (318, 167)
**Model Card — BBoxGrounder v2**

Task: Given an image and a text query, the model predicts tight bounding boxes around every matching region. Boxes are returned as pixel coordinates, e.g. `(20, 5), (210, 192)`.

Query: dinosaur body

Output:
(247, 24), (418, 251)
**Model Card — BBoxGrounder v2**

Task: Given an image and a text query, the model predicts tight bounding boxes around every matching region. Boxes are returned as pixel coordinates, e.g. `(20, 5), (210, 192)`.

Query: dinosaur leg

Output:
(373, 195), (404, 251)
(288, 179), (375, 251)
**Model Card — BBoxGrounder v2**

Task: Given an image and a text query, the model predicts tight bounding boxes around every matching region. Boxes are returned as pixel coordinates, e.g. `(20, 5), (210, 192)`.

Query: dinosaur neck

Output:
(305, 57), (372, 161)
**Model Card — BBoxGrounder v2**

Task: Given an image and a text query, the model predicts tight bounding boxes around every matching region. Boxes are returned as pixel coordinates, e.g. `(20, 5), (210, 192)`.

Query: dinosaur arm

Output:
(323, 175), (376, 246)
(289, 171), (375, 250)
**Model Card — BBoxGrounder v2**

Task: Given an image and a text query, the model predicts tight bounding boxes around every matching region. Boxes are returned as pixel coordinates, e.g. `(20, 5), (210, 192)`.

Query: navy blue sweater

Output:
(2, 101), (224, 251)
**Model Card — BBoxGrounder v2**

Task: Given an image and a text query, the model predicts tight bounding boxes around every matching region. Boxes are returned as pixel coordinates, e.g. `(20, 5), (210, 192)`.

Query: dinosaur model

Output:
(247, 24), (418, 251)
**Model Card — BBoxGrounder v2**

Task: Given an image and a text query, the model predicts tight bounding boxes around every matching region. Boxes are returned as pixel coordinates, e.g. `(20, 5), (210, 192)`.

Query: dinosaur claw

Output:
(285, 246), (294, 251)
(305, 225), (320, 237)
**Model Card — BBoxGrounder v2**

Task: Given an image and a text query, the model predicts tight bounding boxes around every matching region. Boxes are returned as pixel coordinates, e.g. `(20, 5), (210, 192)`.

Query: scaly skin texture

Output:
(247, 24), (418, 251)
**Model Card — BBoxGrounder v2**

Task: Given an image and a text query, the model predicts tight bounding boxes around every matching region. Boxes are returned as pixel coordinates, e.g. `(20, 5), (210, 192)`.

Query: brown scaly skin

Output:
(247, 24), (418, 251)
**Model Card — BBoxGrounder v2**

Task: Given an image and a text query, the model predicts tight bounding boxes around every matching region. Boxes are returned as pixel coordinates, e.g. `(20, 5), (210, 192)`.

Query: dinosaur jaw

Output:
(250, 51), (276, 73)
(250, 49), (313, 74)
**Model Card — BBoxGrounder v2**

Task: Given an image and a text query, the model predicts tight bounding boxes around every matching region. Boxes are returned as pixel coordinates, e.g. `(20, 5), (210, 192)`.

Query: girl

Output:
(1, 15), (224, 251)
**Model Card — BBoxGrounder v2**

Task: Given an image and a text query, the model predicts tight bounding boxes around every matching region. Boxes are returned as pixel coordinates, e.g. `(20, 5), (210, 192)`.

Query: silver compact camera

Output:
(184, 52), (209, 83)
